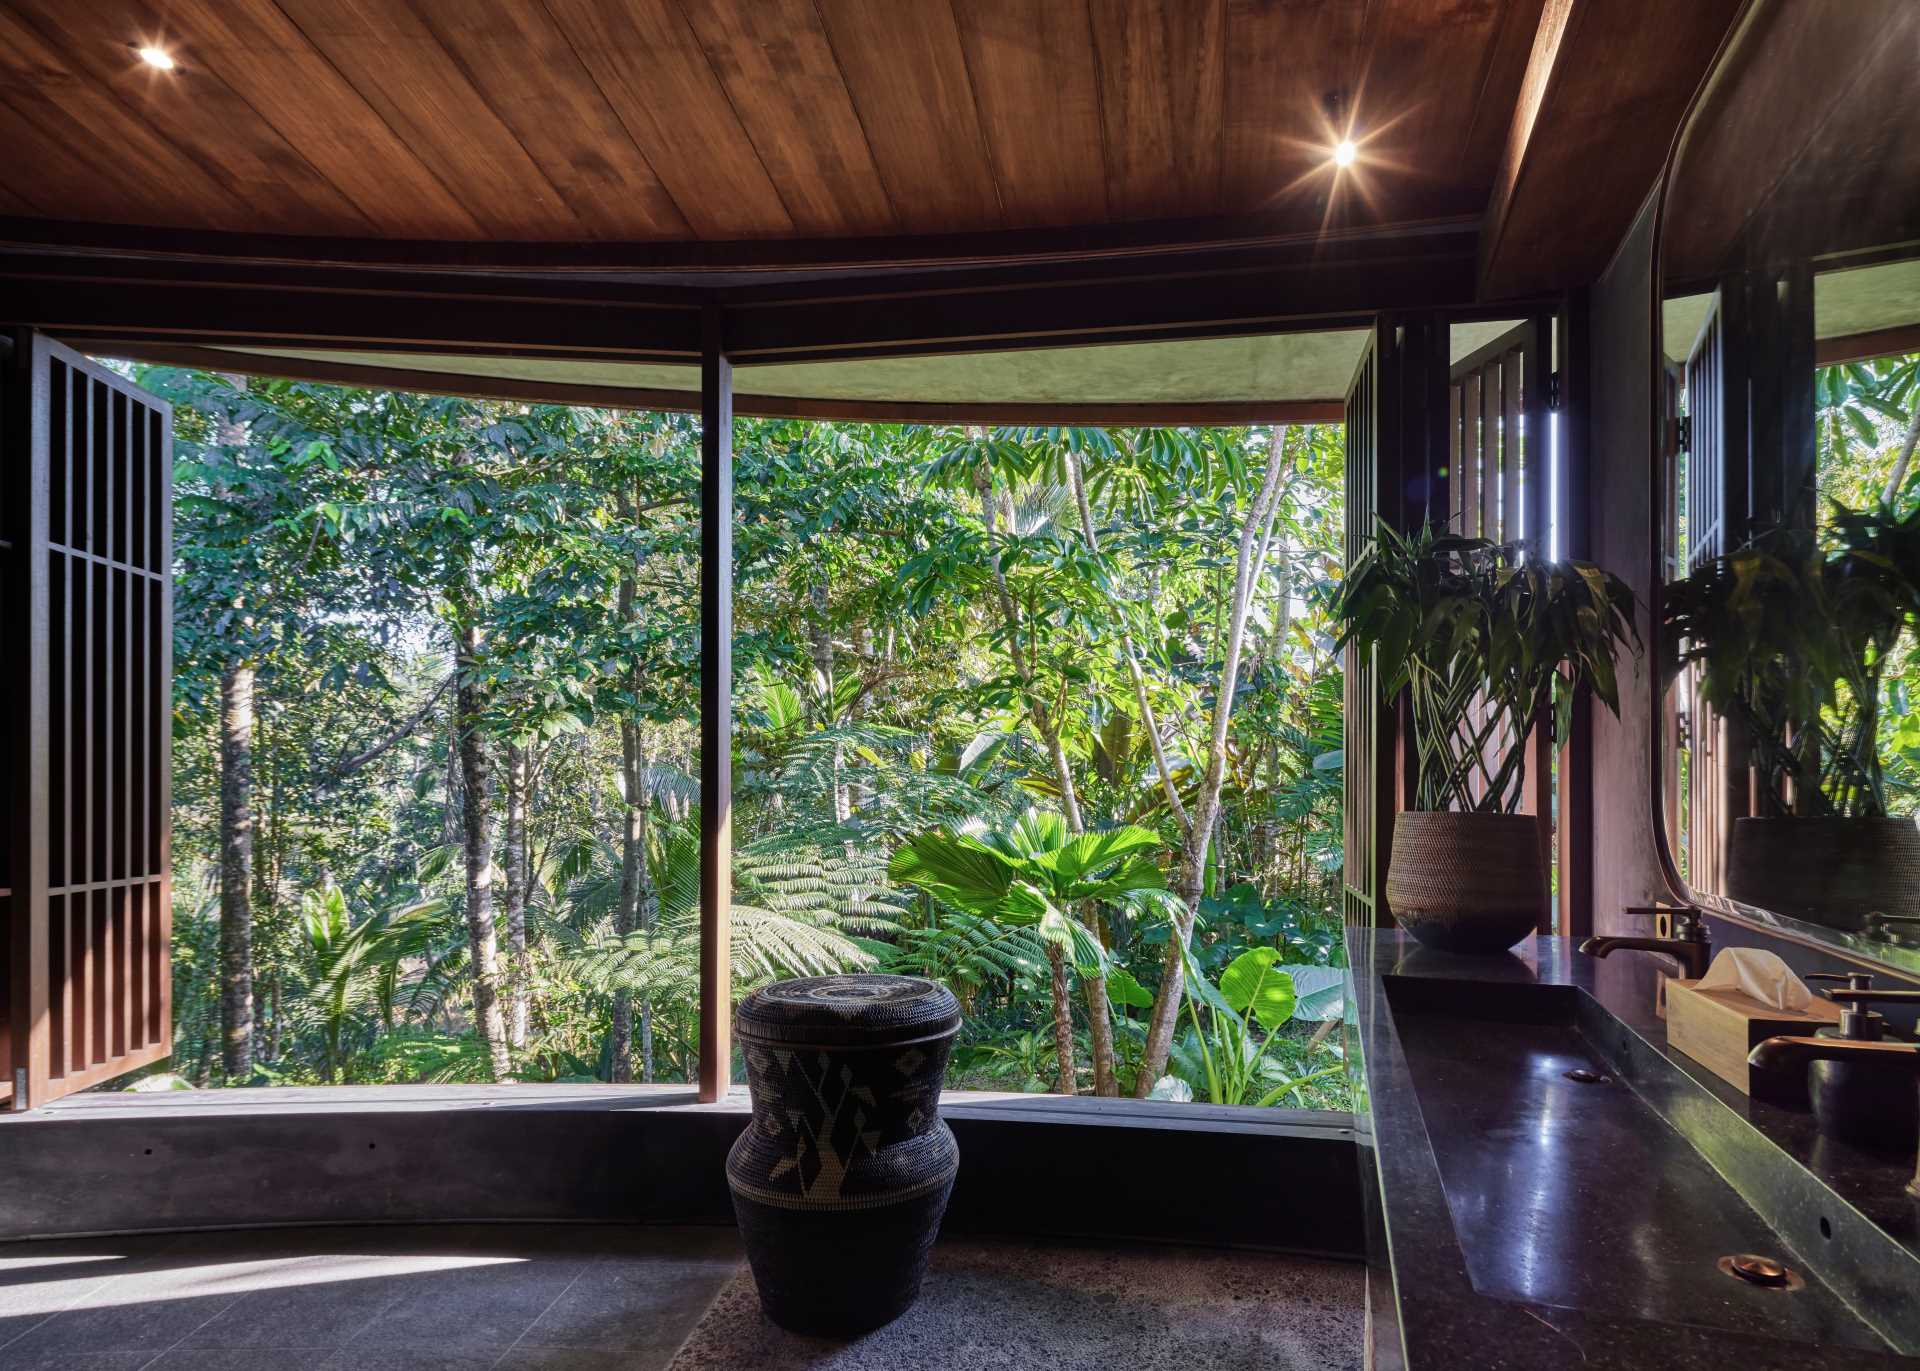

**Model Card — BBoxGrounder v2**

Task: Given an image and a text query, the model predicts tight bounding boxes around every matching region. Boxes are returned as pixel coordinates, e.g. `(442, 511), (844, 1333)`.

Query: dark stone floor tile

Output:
(521, 1259), (734, 1351)
(145, 1350), (332, 1370)
(336, 1259), (591, 1352)
(0, 1238), (183, 1320)
(0, 1350), (151, 1370)
(174, 1270), (399, 1349)
(0, 1291), (242, 1357)
(313, 1348), (502, 1371)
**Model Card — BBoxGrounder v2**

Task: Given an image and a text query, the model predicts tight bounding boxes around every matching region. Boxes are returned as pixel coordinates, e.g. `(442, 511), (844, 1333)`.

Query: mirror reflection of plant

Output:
(1334, 522), (1639, 813)
(1667, 503), (1920, 817)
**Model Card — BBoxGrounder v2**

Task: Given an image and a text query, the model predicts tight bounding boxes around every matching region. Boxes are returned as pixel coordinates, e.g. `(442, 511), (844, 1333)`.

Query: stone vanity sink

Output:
(1350, 932), (1920, 1369)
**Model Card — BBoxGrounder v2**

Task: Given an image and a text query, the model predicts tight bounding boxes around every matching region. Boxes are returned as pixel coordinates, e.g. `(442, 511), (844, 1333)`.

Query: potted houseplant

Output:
(1335, 524), (1640, 952)
(1664, 503), (1920, 929)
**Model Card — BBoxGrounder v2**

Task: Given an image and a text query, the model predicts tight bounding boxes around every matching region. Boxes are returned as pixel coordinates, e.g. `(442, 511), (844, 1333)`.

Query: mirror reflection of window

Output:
(1656, 0), (1920, 949)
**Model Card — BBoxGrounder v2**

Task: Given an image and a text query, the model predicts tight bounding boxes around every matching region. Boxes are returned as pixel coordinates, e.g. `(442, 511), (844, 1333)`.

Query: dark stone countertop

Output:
(1348, 929), (1920, 1369)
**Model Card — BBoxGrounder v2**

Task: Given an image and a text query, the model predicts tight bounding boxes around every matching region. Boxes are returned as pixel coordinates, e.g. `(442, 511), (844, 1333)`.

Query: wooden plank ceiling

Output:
(0, 0), (1553, 245)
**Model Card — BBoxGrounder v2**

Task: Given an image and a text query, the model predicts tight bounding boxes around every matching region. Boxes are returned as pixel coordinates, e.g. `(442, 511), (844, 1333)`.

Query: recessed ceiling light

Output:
(137, 45), (176, 71)
(1333, 140), (1358, 169)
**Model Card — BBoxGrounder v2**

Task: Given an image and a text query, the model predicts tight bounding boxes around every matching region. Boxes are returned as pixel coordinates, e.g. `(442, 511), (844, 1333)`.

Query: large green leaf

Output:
(1035, 826), (1164, 882)
(1285, 965), (1347, 1022)
(887, 831), (1017, 912)
(1106, 964), (1154, 1010)
(1219, 947), (1297, 1032)
(995, 808), (1071, 860)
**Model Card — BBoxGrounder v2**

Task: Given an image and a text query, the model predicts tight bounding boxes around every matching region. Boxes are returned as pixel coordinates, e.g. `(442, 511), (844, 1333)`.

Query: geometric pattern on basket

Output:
(729, 974), (961, 1215)
(761, 1048), (880, 1203)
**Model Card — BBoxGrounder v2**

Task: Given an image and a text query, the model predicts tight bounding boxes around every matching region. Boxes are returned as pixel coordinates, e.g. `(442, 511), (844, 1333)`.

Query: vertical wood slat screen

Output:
(1445, 322), (1553, 920)
(5, 334), (172, 1109)
(1660, 362), (1685, 861)
(1681, 295), (1741, 895)
(1343, 334), (1379, 930)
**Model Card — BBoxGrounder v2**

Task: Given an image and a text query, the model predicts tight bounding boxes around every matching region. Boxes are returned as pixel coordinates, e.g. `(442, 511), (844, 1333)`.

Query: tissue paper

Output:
(1694, 947), (1813, 1012)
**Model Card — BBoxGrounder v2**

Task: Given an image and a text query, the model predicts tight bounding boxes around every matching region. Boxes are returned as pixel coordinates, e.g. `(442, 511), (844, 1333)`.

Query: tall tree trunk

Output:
(1062, 451), (1148, 1096)
(455, 632), (511, 1081)
(218, 661), (254, 1081)
(503, 741), (531, 1049)
(1883, 403), (1920, 505)
(975, 460), (1082, 1094)
(442, 713), (463, 849)
(610, 485), (645, 1082)
(1135, 427), (1296, 1095)
(809, 575), (852, 823)
(611, 718), (645, 1083)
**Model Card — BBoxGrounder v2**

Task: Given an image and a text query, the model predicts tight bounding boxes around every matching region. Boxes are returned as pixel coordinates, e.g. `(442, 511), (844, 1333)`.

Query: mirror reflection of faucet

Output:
(1750, 986), (1920, 1186)
(1866, 912), (1920, 946)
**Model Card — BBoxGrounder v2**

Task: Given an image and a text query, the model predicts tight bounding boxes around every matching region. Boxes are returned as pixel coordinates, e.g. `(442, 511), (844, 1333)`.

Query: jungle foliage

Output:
(145, 366), (1351, 1108)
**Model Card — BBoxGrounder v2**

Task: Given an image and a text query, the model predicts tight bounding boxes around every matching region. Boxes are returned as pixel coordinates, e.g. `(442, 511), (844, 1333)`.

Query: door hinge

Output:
(1546, 371), (1562, 411)
(1676, 415), (1692, 454)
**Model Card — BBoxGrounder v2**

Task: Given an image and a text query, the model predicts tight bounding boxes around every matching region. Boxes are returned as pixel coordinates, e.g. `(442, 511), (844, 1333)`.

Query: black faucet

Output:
(1749, 1022), (1920, 1193)
(1580, 905), (1712, 979)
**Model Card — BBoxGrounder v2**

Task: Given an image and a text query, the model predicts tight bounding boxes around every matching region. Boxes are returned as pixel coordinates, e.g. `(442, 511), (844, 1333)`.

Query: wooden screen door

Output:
(4, 332), (173, 1110)
(1446, 320), (1553, 922)
(1342, 323), (1396, 930)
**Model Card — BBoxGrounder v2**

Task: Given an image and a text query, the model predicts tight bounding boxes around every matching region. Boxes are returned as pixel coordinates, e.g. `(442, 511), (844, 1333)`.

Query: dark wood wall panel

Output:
(6, 335), (171, 1109)
(1586, 195), (1667, 936)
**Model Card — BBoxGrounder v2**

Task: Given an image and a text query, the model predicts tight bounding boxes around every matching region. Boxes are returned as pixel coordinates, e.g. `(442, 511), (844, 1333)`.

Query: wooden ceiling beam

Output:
(1477, 0), (1744, 301)
(0, 209), (1480, 277)
(0, 224), (1484, 365)
(721, 248), (1480, 361)
(0, 261), (701, 359)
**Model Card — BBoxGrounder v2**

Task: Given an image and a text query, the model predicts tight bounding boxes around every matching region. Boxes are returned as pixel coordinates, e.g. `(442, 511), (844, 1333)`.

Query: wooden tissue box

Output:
(1666, 979), (1842, 1104)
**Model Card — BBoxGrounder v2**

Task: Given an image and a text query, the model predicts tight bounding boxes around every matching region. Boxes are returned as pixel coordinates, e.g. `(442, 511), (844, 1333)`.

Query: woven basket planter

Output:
(1383, 811), (1545, 954)
(1725, 816), (1920, 933)
(727, 974), (962, 1336)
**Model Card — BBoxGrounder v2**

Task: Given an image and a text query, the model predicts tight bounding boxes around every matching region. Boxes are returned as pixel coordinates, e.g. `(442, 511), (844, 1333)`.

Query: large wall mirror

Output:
(1654, 0), (1920, 970)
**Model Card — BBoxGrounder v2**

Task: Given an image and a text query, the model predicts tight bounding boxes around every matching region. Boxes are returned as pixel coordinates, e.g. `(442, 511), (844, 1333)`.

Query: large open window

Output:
(6, 328), (1370, 1117)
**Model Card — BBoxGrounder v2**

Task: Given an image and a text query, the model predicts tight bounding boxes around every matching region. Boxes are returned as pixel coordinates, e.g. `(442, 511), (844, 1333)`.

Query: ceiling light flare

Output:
(137, 45), (175, 70)
(1333, 140), (1358, 169)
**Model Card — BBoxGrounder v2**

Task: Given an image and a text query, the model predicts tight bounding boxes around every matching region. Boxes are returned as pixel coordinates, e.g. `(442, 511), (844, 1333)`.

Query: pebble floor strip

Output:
(668, 1237), (1363, 1371)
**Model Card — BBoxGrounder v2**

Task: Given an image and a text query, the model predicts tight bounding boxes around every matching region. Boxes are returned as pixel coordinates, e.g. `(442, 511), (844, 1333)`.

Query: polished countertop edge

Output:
(1346, 929), (1920, 1369)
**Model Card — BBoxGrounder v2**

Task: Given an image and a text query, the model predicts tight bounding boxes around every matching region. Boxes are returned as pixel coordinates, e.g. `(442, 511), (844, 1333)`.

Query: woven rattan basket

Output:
(1725, 817), (1920, 933)
(1383, 811), (1545, 954)
(726, 974), (962, 1335)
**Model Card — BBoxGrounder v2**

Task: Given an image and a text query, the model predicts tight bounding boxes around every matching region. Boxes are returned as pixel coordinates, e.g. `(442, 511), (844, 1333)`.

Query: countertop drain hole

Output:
(1719, 1254), (1802, 1290)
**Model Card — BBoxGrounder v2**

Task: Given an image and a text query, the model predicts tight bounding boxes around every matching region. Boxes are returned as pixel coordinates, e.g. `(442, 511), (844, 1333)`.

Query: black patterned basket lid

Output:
(735, 974), (961, 1048)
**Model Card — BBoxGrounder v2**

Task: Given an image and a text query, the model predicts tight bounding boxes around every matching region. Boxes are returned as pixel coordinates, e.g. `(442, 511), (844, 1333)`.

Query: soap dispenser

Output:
(1805, 976), (1920, 1151)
